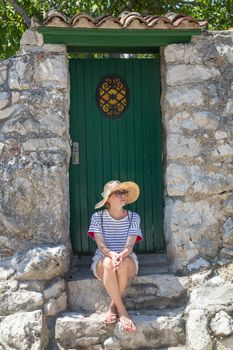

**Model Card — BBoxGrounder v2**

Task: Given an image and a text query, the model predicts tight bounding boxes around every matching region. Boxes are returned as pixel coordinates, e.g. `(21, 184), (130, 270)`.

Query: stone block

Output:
(164, 110), (195, 132)
(166, 163), (233, 197)
(55, 311), (185, 349)
(163, 41), (205, 64)
(224, 99), (233, 115)
(0, 142), (4, 157)
(214, 131), (228, 139)
(187, 257), (209, 271)
(13, 244), (70, 281)
(0, 92), (10, 109)
(167, 134), (200, 160)
(188, 279), (233, 309)
(67, 273), (187, 312)
(103, 336), (120, 350)
(0, 166), (70, 246)
(167, 64), (220, 86)
(166, 163), (193, 196)
(221, 247), (233, 259)
(186, 309), (212, 350)
(19, 281), (44, 292)
(20, 45), (44, 54)
(8, 56), (37, 90)
(192, 169), (233, 195)
(11, 92), (20, 104)
(0, 65), (7, 85)
(0, 289), (43, 316)
(164, 198), (222, 272)
(43, 279), (65, 299)
(35, 56), (68, 89)
(2, 91), (69, 137)
(224, 195), (233, 215)
(216, 335), (233, 349)
(44, 291), (67, 316)
(210, 310), (233, 336)
(192, 111), (219, 130)
(166, 87), (204, 107)
(0, 142), (5, 157)
(0, 310), (48, 350)
(165, 110), (218, 133)
(163, 44), (185, 63)
(114, 313), (185, 350)
(0, 104), (18, 121)
(0, 279), (19, 294)
(190, 269), (212, 288)
(223, 218), (233, 245)
(216, 44), (233, 64)
(20, 29), (43, 46)
(43, 44), (67, 53)
(212, 143), (233, 158)
(8, 53), (69, 90)
(55, 313), (110, 349)
(21, 137), (69, 153)
(0, 257), (15, 280)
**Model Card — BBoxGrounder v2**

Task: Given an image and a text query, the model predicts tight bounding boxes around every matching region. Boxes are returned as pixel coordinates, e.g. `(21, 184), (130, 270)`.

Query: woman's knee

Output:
(117, 257), (131, 273)
(118, 257), (136, 277)
(102, 257), (114, 272)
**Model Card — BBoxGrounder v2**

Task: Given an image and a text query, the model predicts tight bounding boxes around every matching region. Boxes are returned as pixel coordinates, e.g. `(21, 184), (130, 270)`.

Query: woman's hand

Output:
(110, 252), (123, 271)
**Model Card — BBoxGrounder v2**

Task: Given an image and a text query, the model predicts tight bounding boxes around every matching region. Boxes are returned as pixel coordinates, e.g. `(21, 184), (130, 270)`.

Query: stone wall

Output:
(161, 30), (233, 273)
(1, 27), (233, 349)
(0, 30), (71, 348)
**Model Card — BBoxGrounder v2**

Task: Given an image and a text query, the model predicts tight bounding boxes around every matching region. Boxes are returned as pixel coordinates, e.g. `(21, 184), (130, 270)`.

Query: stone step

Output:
(67, 273), (188, 313)
(55, 308), (186, 350)
(69, 253), (169, 279)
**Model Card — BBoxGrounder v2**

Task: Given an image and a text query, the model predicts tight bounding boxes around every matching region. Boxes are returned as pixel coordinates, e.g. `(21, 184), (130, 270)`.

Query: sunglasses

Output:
(113, 190), (128, 198)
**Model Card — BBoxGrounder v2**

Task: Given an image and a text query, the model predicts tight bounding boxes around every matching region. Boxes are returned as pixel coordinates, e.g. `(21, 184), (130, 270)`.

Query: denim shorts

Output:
(90, 252), (139, 281)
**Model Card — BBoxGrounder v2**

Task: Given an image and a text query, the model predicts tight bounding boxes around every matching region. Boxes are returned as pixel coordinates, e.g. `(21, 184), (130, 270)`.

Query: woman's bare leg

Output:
(102, 257), (136, 322)
(96, 257), (128, 314)
(116, 256), (136, 295)
(96, 257), (136, 331)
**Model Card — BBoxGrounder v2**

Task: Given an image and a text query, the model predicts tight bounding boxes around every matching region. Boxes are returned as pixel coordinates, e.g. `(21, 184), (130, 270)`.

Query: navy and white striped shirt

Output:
(88, 209), (143, 258)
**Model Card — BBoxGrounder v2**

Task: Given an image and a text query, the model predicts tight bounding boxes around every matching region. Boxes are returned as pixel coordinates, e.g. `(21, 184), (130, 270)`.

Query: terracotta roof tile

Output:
(43, 10), (70, 27)
(71, 13), (95, 28)
(42, 10), (208, 29)
(146, 16), (174, 29)
(95, 15), (122, 29)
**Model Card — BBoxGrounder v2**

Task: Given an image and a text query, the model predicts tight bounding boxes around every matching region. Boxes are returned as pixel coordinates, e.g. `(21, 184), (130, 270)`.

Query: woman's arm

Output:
(120, 235), (137, 259)
(95, 233), (120, 270)
(94, 233), (115, 258)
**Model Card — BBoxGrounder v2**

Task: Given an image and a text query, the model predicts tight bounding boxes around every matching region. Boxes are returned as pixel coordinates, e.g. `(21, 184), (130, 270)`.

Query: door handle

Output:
(72, 142), (79, 165)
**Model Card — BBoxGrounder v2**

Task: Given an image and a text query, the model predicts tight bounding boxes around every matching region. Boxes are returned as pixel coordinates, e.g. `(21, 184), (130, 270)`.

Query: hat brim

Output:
(95, 181), (140, 209)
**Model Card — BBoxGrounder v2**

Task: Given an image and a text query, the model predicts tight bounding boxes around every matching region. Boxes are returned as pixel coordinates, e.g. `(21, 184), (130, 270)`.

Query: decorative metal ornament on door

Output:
(96, 74), (130, 119)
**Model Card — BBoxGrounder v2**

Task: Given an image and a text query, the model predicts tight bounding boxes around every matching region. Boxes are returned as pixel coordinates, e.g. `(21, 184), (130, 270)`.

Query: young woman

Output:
(88, 180), (143, 333)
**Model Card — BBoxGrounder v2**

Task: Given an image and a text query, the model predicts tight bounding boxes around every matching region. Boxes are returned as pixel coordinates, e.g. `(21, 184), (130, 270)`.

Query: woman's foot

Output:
(119, 315), (136, 333)
(116, 303), (136, 332)
(102, 303), (118, 324)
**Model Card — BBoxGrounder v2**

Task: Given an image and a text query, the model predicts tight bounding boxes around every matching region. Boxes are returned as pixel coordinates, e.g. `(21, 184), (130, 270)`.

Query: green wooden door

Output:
(69, 58), (164, 254)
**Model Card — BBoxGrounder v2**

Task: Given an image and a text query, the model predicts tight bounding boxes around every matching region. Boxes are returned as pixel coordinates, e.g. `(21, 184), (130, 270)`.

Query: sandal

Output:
(119, 316), (136, 333)
(102, 312), (118, 324)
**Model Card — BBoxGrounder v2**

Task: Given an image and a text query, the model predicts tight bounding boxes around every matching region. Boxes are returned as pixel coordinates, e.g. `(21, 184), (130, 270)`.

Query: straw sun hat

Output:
(95, 180), (140, 209)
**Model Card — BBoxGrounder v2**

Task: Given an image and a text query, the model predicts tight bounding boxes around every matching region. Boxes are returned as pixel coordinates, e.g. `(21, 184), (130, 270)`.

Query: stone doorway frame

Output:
(35, 25), (203, 269)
